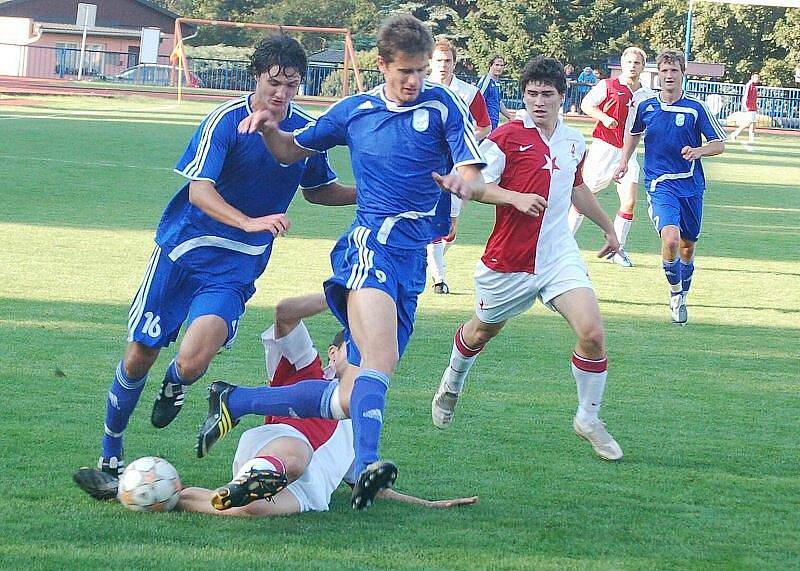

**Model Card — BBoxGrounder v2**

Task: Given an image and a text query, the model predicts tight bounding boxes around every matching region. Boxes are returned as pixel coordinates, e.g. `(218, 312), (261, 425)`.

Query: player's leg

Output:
(432, 317), (505, 429)
(548, 286), (622, 461)
(427, 240), (449, 293)
(673, 195), (702, 324)
(176, 487), (301, 516)
(570, 139), (610, 235)
(433, 261), (535, 428)
(96, 246), (185, 474)
(610, 154), (640, 267)
(648, 190), (686, 324)
(152, 284), (245, 428)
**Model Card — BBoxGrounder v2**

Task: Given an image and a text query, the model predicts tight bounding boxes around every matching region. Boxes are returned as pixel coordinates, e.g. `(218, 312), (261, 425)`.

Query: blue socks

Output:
(102, 361), (147, 459)
(680, 259), (694, 294)
(350, 370), (390, 475)
(662, 258), (682, 295)
(226, 380), (334, 421)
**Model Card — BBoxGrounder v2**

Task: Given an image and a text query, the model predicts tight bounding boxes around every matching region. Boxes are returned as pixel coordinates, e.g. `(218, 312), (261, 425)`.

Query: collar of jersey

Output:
(516, 108), (564, 143)
(378, 82), (429, 110)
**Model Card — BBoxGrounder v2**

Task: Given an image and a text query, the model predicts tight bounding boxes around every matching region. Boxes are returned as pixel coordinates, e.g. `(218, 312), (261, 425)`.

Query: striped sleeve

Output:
(174, 98), (244, 183)
(440, 86), (485, 169)
(694, 97), (728, 142)
(477, 74), (491, 95)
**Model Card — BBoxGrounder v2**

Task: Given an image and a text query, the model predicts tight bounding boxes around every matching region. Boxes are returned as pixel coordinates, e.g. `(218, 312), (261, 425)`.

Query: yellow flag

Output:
(170, 39), (183, 64)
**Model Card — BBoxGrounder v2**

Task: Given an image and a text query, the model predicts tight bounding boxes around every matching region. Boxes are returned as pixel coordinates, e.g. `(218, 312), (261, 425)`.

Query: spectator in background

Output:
(730, 72), (759, 149)
(564, 63), (577, 113)
(577, 66), (598, 112)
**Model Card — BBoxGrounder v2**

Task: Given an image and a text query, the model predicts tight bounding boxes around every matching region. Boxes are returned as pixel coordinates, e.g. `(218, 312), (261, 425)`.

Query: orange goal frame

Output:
(172, 18), (364, 95)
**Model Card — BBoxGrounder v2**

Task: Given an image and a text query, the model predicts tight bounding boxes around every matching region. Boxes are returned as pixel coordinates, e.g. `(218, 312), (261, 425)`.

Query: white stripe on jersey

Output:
(167, 235), (270, 262)
(427, 82), (483, 160)
(649, 161), (695, 195)
(477, 74), (491, 94)
(127, 245), (161, 341)
(686, 95), (728, 141)
(346, 226), (374, 289)
(181, 97), (247, 179)
(375, 204), (437, 244)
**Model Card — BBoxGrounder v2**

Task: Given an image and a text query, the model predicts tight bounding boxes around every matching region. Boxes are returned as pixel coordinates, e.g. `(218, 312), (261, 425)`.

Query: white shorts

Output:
(474, 257), (593, 324)
(232, 421), (355, 513)
(582, 138), (639, 192)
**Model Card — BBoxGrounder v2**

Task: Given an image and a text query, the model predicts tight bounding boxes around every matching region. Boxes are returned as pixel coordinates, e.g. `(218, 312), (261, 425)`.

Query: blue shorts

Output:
(127, 245), (251, 349)
(646, 190), (703, 242)
(324, 225), (427, 367)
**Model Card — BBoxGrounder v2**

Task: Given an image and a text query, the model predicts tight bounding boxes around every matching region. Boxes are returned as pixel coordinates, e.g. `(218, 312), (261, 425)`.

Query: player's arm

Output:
(613, 131), (642, 182)
(376, 488), (479, 509)
(273, 293), (329, 338)
(681, 139), (724, 161)
(302, 182), (357, 206)
(571, 183), (619, 258)
(581, 82), (616, 128)
(238, 109), (315, 164)
(188, 180), (290, 236)
(475, 182), (547, 217)
(499, 100), (514, 122)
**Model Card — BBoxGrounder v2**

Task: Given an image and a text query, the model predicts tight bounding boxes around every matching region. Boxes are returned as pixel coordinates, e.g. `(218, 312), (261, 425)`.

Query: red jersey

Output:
(743, 80), (758, 112)
(433, 76), (492, 130)
(587, 78), (633, 148)
(262, 323), (338, 450)
(479, 111), (586, 274)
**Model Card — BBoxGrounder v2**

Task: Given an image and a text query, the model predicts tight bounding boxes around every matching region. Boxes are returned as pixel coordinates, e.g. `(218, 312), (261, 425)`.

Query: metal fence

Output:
(3, 43), (800, 129)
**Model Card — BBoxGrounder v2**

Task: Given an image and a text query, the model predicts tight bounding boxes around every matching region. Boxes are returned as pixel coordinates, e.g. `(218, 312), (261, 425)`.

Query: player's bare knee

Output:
(281, 455), (308, 482)
(578, 324), (605, 356)
(174, 353), (210, 383)
(123, 343), (158, 379)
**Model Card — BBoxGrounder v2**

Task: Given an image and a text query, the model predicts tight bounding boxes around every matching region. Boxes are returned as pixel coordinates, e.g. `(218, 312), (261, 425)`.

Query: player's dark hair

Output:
(656, 49), (685, 72)
(330, 329), (346, 350)
(377, 14), (434, 63)
(519, 56), (567, 95)
(248, 33), (307, 80)
(488, 54), (505, 67)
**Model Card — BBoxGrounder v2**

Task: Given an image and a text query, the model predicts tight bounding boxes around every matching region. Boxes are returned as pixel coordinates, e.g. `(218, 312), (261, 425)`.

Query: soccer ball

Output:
(117, 456), (182, 512)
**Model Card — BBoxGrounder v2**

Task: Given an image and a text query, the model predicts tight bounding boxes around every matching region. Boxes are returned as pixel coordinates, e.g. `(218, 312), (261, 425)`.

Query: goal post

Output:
(171, 18), (363, 101)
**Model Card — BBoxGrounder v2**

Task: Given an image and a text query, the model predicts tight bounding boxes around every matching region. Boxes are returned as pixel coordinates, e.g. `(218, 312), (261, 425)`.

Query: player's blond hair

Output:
(656, 49), (685, 72)
(433, 37), (457, 61)
(622, 46), (647, 65)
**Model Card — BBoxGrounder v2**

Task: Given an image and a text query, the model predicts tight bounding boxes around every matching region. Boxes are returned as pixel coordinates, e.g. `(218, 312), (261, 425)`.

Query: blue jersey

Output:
(294, 81), (484, 249)
(478, 74), (502, 130)
(157, 96), (337, 286)
(631, 94), (726, 198)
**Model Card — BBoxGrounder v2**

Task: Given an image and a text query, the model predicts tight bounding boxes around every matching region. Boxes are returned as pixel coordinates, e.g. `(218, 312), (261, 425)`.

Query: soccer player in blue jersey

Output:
(84, 34), (355, 477)
(204, 14), (545, 511)
(613, 49), (726, 325)
(478, 55), (514, 131)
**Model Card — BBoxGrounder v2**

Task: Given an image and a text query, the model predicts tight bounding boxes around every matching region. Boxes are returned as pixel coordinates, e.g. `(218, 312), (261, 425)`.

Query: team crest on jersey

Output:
(675, 114), (685, 127)
(412, 108), (429, 132)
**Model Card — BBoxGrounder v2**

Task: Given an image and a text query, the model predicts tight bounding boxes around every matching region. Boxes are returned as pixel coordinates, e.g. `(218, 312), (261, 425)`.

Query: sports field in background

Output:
(0, 94), (798, 569)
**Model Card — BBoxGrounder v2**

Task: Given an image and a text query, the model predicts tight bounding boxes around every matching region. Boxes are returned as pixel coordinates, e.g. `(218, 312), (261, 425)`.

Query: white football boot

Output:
(573, 416), (623, 461)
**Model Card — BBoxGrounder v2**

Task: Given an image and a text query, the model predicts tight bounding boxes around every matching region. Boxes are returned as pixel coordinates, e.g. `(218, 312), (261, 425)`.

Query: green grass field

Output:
(1, 94), (798, 570)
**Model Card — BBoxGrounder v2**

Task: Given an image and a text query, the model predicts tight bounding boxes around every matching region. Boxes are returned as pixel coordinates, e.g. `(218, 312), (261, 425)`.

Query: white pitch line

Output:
(0, 154), (172, 171)
(706, 204), (800, 214)
(0, 112), (199, 126)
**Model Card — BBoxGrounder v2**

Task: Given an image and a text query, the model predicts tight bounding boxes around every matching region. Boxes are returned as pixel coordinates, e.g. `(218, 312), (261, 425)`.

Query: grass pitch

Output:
(0, 94), (798, 570)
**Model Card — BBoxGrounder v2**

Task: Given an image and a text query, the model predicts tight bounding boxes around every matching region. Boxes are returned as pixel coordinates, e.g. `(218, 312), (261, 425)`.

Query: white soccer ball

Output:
(117, 456), (182, 512)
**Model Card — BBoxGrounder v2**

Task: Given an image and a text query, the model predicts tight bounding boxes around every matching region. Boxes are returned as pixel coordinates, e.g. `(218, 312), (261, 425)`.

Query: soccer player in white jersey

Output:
(79, 35), (355, 479)
(432, 56), (625, 462)
(614, 49), (725, 325)
(75, 294), (478, 514)
(569, 47), (655, 267)
(233, 15), (544, 511)
(427, 37), (492, 293)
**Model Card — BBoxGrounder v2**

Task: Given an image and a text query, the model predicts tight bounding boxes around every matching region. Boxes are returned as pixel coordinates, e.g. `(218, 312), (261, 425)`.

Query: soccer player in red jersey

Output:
(569, 47), (655, 267)
(730, 72), (759, 149)
(432, 57), (624, 461)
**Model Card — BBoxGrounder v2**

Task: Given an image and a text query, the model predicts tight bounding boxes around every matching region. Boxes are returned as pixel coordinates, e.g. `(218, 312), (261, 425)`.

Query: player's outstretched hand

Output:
(238, 109), (279, 135)
(681, 145), (702, 161)
(511, 192), (547, 217)
(432, 172), (474, 200)
(243, 213), (291, 236)
(612, 163), (628, 182)
(598, 231), (620, 259)
(426, 495), (479, 509)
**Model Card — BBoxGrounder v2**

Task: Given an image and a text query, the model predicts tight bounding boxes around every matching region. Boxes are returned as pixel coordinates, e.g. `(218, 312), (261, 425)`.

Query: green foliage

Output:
(151, 0), (800, 85)
(319, 49), (380, 97)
